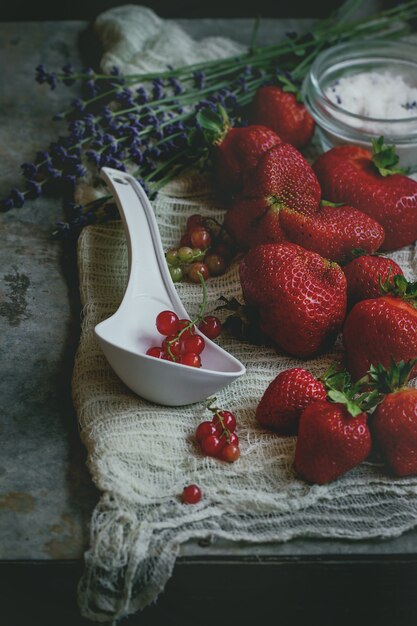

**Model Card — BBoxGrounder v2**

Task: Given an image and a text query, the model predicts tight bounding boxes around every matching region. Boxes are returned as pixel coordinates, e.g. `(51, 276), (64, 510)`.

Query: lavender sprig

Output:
(3, 0), (417, 236)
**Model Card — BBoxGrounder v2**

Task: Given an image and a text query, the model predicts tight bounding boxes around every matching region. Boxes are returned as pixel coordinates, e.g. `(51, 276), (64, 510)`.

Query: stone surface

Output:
(1, 15), (417, 563)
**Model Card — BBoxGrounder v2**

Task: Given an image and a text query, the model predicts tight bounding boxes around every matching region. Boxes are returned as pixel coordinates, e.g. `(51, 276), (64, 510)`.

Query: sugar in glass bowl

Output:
(302, 40), (417, 168)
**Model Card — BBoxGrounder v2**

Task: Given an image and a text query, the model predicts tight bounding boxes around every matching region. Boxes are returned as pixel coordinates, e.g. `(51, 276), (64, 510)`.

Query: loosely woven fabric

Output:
(73, 7), (417, 623)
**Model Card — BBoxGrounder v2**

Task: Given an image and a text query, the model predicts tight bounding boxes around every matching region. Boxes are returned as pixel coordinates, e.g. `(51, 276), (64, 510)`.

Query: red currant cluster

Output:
(196, 401), (240, 462)
(146, 309), (222, 367)
(166, 214), (236, 283)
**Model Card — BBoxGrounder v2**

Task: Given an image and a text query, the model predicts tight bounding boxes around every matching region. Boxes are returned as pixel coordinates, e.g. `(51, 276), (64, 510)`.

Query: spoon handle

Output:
(100, 167), (187, 314)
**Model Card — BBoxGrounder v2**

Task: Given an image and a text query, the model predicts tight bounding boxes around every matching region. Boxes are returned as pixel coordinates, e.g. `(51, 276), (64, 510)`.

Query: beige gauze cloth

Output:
(73, 6), (417, 623)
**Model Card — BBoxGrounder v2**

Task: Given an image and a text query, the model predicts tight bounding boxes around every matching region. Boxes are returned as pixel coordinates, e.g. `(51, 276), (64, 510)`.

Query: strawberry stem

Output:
(367, 358), (417, 394)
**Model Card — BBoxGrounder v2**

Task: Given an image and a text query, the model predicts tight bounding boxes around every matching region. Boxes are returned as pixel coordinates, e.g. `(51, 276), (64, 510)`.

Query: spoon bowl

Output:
(94, 167), (245, 406)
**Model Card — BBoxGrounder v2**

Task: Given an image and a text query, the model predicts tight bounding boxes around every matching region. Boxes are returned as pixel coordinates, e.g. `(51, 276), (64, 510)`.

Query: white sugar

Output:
(325, 71), (417, 119)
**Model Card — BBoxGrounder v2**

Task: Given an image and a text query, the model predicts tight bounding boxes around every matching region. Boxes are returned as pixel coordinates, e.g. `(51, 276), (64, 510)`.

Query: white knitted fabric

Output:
(73, 6), (417, 623)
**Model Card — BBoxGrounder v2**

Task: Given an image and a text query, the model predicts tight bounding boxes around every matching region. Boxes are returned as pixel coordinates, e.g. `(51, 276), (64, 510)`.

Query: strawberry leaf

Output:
(371, 136), (409, 177)
(276, 73), (303, 102)
(196, 104), (230, 146)
(327, 389), (362, 417)
(216, 296), (268, 345)
(367, 358), (417, 393)
(380, 274), (417, 306)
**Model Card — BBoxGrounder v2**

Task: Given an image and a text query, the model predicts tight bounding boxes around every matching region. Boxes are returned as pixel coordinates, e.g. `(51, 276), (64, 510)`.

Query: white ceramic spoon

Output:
(94, 167), (245, 406)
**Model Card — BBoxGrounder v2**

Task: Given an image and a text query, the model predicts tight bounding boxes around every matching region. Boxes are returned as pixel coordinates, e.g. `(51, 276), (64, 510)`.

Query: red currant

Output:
(200, 434), (222, 456)
(146, 346), (165, 358)
(213, 410), (237, 432)
(181, 334), (205, 355)
(169, 266), (183, 282)
(186, 214), (204, 232)
(190, 227), (211, 250)
(165, 248), (179, 265)
(221, 444), (240, 463)
(212, 241), (233, 261)
(205, 254), (226, 277)
(198, 315), (222, 339)
(162, 335), (181, 358)
(180, 352), (201, 368)
(180, 233), (192, 247)
(177, 319), (195, 339)
(156, 310), (179, 336)
(177, 246), (194, 262)
(196, 421), (217, 442)
(188, 262), (209, 283)
(181, 484), (202, 504)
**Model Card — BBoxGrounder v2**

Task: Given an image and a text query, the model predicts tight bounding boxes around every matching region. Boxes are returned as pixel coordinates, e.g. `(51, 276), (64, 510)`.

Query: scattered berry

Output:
(181, 484), (202, 504)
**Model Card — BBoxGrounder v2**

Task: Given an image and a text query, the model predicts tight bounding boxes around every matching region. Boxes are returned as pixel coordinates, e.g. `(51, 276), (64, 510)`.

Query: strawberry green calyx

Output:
(321, 363), (379, 417)
(380, 273), (417, 306)
(215, 295), (267, 345)
(196, 104), (230, 146)
(320, 199), (344, 208)
(371, 136), (409, 177)
(276, 73), (303, 103)
(367, 358), (417, 394)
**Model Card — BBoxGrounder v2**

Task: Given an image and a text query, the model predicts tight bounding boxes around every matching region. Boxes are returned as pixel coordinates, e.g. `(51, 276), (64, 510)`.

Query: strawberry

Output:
(255, 368), (327, 435)
(250, 85), (315, 149)
(279, 203), (384, 263)
(343, 275), (417, 381)
(224, 142), (321, 249)
(368, 359), (417, 477)
(196, 104), (282, 197)
(213, 125), (282, 197)
(313, 142), (417, 251)
(343, 253), (403, 306)
(239, 242), (347, 357)
(294, 400), (371, 484)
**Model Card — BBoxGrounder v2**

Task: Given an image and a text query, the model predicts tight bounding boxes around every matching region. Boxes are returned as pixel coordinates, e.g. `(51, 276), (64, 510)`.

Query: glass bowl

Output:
(302, 40), (417, 168)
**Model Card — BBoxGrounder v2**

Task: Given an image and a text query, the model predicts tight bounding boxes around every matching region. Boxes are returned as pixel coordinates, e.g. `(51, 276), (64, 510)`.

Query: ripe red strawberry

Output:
(256, 368), (327, 435)
(343, 275), (417, 381)
(213, 124), (282, 197)
(250, 85), (315, 149)
(343, 254), (403, 305)
(239, 242), (347, 357)
(313, 144), (417, 250)
(279, 203), (384, 263)
(224, 143), (321, 249)
(368, 360), (417, 477)
(196, 104), (282, 198)
(294, 400), (371, 484)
